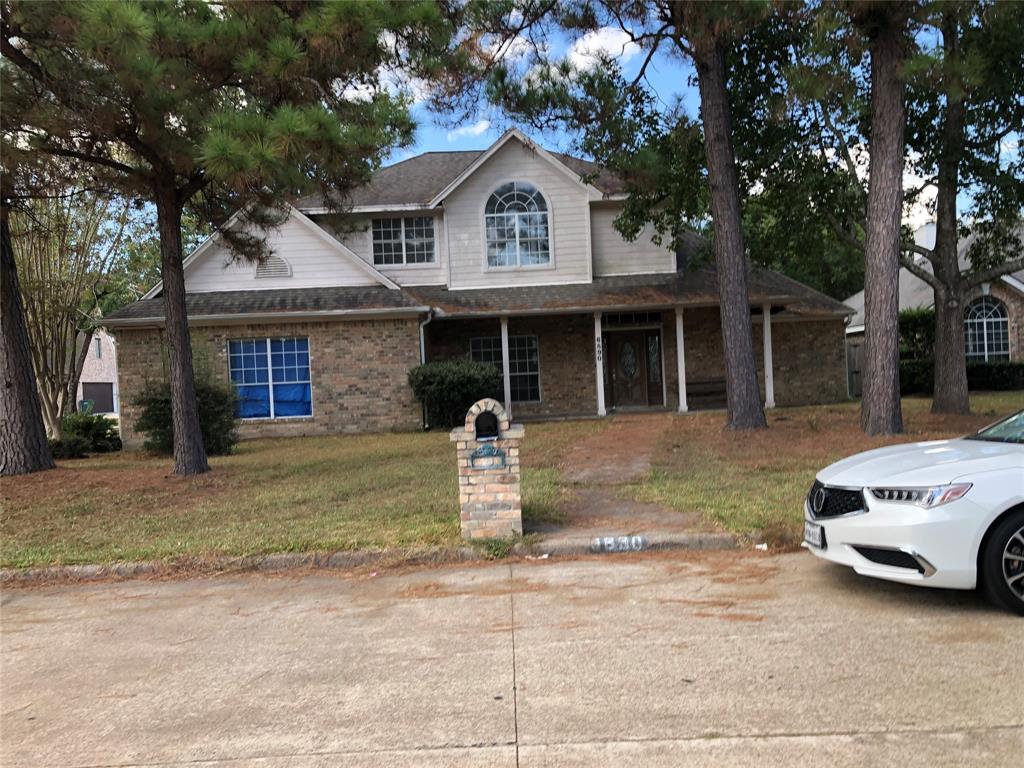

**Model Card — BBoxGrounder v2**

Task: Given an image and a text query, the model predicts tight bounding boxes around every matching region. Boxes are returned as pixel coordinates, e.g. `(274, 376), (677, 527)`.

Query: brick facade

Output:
(114, 318), (422, 447)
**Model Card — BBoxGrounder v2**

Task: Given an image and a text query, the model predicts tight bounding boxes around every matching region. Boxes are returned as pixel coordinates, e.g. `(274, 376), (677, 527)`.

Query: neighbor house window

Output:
(228, 337), (312, 419)
(964, 296), (1009, 362)
(371, 217), (435, 265)
(470, 335), (541, 402)
(94, 337), (102, 358)
(484, 182), (550, 267)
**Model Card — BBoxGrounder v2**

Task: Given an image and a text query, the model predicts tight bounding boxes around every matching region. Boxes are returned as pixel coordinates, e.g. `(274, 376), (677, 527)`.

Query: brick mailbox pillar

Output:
(450, 398), (524, 539)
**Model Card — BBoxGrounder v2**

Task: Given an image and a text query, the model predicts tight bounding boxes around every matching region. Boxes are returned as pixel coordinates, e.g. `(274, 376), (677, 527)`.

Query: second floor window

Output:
(485, 182), (550, 268)
(372, 217), (435, 265)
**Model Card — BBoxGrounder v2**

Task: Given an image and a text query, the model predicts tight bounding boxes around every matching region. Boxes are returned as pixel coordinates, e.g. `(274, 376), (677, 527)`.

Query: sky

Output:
(391, 27), (702, 162)
(382, 24), (1018, 229)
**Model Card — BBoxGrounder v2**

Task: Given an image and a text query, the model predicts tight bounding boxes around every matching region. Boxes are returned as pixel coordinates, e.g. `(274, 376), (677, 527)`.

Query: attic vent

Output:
(255, 255), (292, 279)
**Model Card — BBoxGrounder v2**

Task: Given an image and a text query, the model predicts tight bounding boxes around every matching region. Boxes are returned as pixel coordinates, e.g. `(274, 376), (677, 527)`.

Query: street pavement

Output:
(2, 551), (1021, 767)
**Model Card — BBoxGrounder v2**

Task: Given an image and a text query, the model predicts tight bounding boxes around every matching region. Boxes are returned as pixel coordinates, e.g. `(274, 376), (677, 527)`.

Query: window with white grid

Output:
(484, 182), (550, 268)
(371, 217), (435, 265)
(470, 335), (541, 403)
(964, 296), (1010, 362)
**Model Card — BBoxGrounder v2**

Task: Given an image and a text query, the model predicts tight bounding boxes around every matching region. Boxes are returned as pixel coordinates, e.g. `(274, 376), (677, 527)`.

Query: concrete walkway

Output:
(3, 552), (1021, 767)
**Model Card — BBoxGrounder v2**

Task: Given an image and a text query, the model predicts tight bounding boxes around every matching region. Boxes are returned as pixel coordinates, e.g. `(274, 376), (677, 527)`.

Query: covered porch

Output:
(410, 267), (852, 421)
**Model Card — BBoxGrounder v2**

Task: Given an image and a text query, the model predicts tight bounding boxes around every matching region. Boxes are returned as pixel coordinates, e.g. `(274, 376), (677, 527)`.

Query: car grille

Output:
(852, 546), (924, 573)
(807, 480), (865, 518)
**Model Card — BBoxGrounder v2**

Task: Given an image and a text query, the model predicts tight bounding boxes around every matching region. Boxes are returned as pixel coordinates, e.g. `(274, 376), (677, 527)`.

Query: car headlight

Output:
(868, 483), (972, 508)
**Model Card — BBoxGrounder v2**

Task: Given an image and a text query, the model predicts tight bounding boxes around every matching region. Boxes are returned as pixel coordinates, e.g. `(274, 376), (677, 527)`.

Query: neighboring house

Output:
(844, 223), (1024, 396)
(76, 328), (119, 415)
(105, 130), (852, 446)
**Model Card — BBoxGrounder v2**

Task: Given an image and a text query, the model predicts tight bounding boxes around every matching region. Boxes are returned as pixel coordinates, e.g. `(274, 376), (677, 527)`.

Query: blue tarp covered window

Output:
(229, 337), (311, 419)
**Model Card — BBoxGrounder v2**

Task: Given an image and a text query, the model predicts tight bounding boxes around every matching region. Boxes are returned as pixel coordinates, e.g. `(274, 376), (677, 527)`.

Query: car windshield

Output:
(967, 410), (1024, 444)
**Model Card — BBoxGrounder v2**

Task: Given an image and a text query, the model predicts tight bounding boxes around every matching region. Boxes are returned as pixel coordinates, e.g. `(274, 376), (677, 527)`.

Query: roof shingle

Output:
(104, 286), (425, 325)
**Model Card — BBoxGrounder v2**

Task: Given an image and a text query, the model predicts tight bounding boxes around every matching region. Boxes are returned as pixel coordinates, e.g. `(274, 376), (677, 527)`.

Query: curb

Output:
(534, 531), (739, 558)
(0, 532), (740, 585)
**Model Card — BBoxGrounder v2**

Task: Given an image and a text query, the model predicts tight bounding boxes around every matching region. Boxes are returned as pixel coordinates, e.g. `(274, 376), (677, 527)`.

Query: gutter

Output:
(103, 306), (432, 329)
(418, 309), (434, 431)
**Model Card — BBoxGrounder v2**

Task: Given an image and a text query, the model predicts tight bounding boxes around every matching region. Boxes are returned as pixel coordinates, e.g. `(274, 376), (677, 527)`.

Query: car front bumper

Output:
(803, 496), (982, 590)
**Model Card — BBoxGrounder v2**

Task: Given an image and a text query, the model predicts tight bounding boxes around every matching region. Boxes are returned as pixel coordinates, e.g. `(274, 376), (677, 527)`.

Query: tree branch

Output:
(967, 256), (1024, 287)
(900, 253), (941, 290)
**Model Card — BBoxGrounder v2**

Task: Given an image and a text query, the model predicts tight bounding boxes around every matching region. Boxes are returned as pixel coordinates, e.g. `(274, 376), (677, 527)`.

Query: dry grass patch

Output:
(631, 393), (1023, 548)
(0, 418), (608, 568)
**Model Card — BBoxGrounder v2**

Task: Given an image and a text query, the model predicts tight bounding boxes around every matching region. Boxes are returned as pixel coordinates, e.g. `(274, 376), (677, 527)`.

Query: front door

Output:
(609, 332), (648, 407)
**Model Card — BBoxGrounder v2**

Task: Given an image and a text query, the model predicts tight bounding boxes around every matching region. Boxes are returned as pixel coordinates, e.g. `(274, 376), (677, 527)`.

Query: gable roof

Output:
(294, 131), (626, 212)
(843, 225), (1024, 332)
(141, 204), (399, 300)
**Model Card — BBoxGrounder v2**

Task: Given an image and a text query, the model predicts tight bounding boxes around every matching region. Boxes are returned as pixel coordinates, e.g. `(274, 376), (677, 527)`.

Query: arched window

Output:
(964, 296), (1010, 361)
(484, 182), (550, 267)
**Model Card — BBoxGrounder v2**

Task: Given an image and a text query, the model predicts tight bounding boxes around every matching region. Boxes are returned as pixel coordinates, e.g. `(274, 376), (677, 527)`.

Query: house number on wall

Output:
(591, 535), (647, 553)
(595, 336), (603, 362)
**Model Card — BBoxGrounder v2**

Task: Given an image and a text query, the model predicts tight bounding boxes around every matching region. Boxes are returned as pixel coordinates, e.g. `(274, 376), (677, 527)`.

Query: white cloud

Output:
(447, 120), (491, 142)
(486, 34), (533, 64)
(567, 27), (640, 71)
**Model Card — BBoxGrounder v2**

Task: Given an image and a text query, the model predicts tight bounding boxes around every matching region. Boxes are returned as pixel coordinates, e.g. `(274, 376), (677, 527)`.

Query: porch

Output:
(424, 305), (845, 421)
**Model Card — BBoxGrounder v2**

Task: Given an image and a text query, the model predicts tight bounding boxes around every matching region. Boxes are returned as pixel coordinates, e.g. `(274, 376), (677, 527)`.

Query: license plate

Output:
(804, 520), (826, 549)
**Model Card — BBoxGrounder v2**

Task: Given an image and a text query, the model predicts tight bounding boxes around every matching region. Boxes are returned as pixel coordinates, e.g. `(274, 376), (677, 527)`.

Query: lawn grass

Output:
(2, 394), (1019, 567)
(0, 418), (605, 568)
(628, 392), (1023, 547)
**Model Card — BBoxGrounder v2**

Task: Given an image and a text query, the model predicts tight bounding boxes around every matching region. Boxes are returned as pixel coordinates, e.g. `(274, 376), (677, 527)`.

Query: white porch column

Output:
(500, 315), (513, 419)
(763, 304), (775, 408)
(594, 312), (607, 416)
(675, 307), (688, 413)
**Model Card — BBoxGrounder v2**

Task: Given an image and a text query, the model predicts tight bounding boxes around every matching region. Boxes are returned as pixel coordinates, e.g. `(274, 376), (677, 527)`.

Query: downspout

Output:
(418, 309), (434, 430)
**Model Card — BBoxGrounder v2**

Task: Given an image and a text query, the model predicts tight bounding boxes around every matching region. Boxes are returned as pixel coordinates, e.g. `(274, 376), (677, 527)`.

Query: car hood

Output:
(818, 438), (1023, 487)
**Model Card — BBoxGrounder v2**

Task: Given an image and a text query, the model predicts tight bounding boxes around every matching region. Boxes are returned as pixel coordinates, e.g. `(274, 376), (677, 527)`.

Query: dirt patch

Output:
(0, 465), (230, 508)
(395, 576), (550, 601)
(561, 413), (674, 485)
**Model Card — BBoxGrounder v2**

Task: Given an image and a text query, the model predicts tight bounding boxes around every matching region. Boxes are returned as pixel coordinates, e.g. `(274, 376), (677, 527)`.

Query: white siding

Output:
(443, 140), (592, 289)
(183, 215), (379, 292)
(326, 213), (447, 286)
(591, 204), (675, 276)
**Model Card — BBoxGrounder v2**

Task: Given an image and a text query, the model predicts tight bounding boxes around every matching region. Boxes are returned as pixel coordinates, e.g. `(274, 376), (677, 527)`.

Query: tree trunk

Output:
(694, 39), (767, 431)
(930, 11), (970, 415)
(155, 183), (209, 475)
(67, 327), (94, 415)
(0, 212), (55, 475)
(860, 17), (906, 436)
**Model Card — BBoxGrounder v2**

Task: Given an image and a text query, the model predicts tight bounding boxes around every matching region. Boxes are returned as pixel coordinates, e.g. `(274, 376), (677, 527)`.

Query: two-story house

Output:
(105, 130), (852, 445)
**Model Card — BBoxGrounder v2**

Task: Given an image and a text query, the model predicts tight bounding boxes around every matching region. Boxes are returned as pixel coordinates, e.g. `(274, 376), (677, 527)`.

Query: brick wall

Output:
(114, 318), (422, 447)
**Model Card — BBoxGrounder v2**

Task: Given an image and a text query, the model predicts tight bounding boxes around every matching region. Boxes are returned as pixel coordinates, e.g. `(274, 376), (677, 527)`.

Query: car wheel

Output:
(981, 510), (1024, 616)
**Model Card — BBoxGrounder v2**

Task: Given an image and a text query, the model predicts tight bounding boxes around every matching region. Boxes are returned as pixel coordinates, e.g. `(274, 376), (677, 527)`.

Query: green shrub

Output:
(408, 358), (502, 429)
(899, 308), (936, 360)
(133, 378), (238, 456)
(900, 359), (1024, 395)
(48, 435), (90, 459)
(899, 359), (934, 395)
(62, 411), (122, 453)
(967, 361), (1024, 391)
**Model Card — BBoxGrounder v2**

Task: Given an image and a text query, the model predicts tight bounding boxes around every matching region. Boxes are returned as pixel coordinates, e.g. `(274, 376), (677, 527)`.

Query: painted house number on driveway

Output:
(591, 535), (647, 553)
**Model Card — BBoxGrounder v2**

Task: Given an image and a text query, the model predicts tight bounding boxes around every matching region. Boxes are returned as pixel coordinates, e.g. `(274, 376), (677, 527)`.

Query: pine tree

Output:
(2, 0), (456, 473)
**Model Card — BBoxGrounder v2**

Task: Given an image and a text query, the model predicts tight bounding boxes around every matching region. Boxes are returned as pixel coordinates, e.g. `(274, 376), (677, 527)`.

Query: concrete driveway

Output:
(2, 551), (1021, 767)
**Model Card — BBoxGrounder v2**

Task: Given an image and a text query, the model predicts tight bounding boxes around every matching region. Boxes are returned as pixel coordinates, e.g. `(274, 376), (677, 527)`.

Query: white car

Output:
(804, 409), (1024, 614)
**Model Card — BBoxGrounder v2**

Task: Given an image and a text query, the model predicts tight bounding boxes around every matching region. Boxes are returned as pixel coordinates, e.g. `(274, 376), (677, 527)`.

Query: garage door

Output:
(81, 382), (115, 414)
